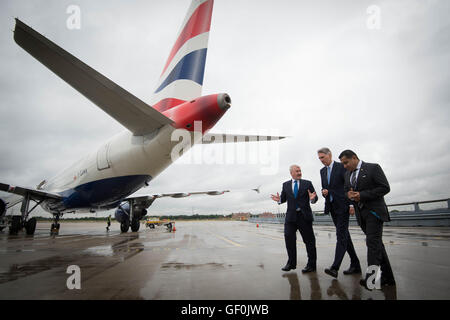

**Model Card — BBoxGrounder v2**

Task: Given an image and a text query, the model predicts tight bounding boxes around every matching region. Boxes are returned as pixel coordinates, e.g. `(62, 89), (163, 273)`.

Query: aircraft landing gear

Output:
(50, 214), (61, 235)
(116, 199), (146, 233)
(9, 193), (42, 235)
(25, 217), (37, 235)
(131, 217), (140, 232)
(9, 216), (23, 235)
(120, 219), (130, 233)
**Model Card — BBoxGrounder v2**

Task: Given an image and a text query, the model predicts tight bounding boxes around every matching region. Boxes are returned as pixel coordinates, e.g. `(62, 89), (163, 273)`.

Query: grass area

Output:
(32, 214), (235, 222)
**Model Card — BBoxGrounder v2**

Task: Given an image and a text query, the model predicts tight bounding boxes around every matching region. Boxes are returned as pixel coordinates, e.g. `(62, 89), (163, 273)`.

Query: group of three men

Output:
(271, 148), (395, 289)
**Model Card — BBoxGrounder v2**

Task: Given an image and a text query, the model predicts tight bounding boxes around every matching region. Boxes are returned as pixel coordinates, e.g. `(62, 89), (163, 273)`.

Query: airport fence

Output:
(248, 198), (450, 227)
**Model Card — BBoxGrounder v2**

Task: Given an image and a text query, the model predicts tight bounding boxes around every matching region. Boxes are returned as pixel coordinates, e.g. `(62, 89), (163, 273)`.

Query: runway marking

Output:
(204, 229), (243, 247)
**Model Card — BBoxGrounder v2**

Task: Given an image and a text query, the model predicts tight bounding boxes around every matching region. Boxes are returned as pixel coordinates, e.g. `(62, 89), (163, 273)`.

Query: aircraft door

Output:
(97, 143), (111, 170)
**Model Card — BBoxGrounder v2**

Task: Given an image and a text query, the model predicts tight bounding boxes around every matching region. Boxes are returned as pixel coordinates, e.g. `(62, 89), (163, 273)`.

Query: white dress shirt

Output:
(351, 160), (363, 183)
(349, 160), (363, 208)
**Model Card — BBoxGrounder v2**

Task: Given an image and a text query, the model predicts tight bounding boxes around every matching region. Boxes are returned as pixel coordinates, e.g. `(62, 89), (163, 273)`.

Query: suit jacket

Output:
(320, 161), (350, 214)
(280, 179), (318, 223)
(344, 161), (391, 224)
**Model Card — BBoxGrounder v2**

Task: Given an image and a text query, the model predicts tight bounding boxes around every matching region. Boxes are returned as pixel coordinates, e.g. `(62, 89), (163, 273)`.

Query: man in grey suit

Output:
(271, 165), (318, 273)
(339, 150), (395, 288)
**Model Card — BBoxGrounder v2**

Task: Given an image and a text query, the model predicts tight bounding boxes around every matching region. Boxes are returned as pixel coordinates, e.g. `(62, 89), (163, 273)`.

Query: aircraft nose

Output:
(217, 93), (231, 111)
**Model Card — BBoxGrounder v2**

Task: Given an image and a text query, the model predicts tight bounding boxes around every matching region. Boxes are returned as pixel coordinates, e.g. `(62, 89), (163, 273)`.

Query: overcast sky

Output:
(0, 0), (449, 217)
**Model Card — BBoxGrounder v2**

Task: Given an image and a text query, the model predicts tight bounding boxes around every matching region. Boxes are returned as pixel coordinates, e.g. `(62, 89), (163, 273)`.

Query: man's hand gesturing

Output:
(308, 190), (317, 201)
(271, 192), (280, 202)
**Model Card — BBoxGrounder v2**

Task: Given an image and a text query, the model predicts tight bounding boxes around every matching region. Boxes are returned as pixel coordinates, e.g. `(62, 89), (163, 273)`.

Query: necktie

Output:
(294, 180), (298, 198)
(327, 166), (333, 202)
(327, 166), (331, 184)
(350, 169), (358, 189)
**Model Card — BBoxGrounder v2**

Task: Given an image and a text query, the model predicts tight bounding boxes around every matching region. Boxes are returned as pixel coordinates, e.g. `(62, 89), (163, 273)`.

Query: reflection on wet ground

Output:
(0, 221), (449, 299)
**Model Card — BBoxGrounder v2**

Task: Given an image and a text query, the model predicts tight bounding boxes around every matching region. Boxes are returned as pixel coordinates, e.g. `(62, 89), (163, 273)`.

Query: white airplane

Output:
(0, 0), (284, 235)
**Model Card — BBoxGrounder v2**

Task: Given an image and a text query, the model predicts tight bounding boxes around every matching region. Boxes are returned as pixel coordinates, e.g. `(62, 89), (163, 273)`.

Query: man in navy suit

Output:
(317, 147), (361, 278)
(339, 149), (395, 288)
(271, 165), (318, 273)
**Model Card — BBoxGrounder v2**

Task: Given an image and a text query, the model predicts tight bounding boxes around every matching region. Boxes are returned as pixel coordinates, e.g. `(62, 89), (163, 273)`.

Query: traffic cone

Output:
(173, 226), (176, 232)
(256, 224), (259, 228)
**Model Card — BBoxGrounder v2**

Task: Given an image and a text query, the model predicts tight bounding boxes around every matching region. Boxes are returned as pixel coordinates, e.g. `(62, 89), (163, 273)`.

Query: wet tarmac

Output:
(0, 221), (449, 300)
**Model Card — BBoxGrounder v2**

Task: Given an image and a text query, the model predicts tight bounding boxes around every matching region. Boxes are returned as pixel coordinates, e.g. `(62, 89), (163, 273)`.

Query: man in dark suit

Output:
(317, 147), (361, 278)
(271, 165), (318, 273)
(338, 150), (395, 288)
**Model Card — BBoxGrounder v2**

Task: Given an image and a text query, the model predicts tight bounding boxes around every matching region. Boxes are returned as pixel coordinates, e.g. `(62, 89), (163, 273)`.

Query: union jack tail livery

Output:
(150, 0), (214, 113)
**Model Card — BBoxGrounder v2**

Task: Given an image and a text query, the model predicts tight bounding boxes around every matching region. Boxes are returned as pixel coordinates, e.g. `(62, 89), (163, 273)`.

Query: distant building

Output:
(259, 212), (275, 218)
(232, 212), (250, 221)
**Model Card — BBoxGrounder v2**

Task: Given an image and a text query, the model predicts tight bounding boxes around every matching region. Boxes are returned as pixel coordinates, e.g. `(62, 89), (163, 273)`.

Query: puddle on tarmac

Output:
(0, 255), (74, 284)
(160, 262), (226, 270)
(82, 245), (114, 257)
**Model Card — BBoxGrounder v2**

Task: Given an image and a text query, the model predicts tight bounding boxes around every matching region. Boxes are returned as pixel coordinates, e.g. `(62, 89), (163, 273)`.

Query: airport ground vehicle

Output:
(145, 217), (174, 231)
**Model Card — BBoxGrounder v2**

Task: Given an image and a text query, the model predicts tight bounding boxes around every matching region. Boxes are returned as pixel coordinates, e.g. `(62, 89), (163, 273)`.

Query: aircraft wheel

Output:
(167, 223), (172, 232)
(120, 219), (130, 233)
(25, 217), (37, 235)
(9, 216), (22, 235)
(131, 218), (140, 232)
(149, 224), (155, 229)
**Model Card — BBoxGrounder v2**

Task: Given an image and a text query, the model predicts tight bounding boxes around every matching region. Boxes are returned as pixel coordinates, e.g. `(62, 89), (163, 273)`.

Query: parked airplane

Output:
(0, 0), (284, 235)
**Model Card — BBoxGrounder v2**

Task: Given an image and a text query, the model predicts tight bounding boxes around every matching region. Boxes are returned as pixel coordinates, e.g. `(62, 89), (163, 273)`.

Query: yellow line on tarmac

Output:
(205, 229), (243, 247)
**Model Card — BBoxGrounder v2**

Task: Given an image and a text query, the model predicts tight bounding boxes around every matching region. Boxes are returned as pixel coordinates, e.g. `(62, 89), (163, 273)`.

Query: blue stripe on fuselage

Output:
(59, 175), (152, 209)
(155, 48), (207, 93)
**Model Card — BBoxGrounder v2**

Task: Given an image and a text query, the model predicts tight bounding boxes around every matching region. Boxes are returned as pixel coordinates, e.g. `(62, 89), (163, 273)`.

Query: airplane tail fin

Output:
(150, 0), (214, 112)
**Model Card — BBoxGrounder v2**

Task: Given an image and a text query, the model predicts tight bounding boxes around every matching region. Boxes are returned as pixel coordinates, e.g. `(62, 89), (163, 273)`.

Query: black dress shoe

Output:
(301, 265), (316, 273)
(281, 264), (296, 271)
(324, 267), (338, 278)
(381, 277), (396, 286)
(343, 266), (362, 275)
(360, 276), (395, 289)
(359, 278), (370, 289)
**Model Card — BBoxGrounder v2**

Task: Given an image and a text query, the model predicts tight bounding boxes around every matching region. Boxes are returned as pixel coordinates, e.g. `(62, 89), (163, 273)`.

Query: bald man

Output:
(271, 165), (318, 273)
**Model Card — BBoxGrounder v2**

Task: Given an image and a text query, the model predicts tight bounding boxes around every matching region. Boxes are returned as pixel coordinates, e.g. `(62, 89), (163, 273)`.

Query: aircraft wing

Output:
(202, 133), (287, 144)
(123, 189), (238, 210)
(0, 182), (62, 201)
(123, 185), (262, 210)
(13, 19), (174, 136)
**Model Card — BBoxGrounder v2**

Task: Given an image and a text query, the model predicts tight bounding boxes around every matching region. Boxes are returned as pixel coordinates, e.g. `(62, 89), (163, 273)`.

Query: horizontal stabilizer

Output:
(202, 133), (287, 144)
(13, 19), (173, 136)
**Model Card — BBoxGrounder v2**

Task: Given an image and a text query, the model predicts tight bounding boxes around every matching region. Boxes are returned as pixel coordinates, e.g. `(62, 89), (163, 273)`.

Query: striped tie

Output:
(351, 169), (358, 189)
